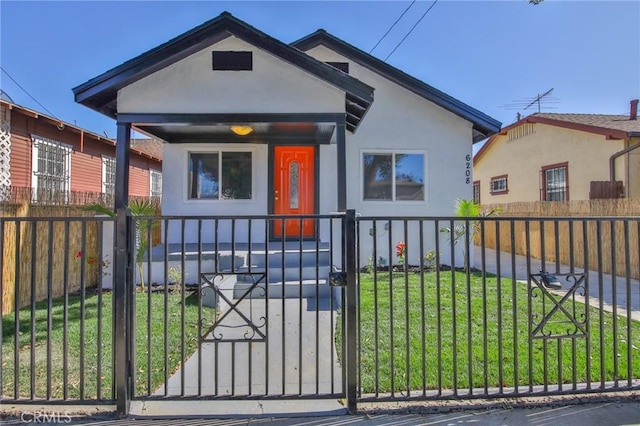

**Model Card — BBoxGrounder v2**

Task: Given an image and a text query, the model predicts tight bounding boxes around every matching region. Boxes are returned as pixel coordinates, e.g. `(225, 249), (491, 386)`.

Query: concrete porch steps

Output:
(140, 241), (338, 300)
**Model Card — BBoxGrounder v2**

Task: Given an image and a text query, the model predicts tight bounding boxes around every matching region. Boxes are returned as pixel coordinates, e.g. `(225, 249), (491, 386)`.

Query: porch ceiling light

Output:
(230, 125), (253, 136)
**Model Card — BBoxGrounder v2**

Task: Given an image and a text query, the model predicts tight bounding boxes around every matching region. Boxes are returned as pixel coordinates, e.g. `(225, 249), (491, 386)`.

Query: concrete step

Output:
(249, 249), (332, 269)
(235, 265), (332, 284)
(233, 279), (333, 299)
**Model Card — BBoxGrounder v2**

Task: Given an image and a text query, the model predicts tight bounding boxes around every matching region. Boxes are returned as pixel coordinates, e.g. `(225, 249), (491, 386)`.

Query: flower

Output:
(396, 242), (406, 260)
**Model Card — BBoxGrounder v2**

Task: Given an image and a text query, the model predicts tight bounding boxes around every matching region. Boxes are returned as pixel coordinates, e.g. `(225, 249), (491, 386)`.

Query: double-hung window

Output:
(150, 170), (162, 198)
(473, 180), (481, 204)
(490, 175), (508, 195)
(31, 135), (71, 203)
(541, 162), (568, 201)
(362, 152), (425, 201)
(188, 151), (252, 200)
(102, 156), (116, 197)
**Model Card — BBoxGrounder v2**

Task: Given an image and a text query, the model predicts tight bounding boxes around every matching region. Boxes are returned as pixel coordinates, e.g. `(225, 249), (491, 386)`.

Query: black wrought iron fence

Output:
(355, 216), (640, 401)
(0, 215), (115, 402)
(1, 212), (638, 412)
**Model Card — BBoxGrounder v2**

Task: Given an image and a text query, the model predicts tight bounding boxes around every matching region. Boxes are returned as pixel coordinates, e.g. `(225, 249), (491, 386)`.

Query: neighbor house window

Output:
(189, 151), (252, 200)
(473, 180), (481, 204)
(31, 135), (71, 203)
(150, 170), (162, 198)
(362, 152), (424, 201)
(102, 155), (116, 197)
(541, 162), (568, 201)
(490, 175), (508, 195)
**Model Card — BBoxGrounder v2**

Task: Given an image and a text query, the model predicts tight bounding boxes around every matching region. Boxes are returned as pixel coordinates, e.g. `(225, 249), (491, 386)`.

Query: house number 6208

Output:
(465, 154), (471, 184)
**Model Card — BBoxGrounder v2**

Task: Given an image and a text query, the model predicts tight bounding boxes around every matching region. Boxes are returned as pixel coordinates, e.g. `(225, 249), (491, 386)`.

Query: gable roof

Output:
(73, 12), (374, 132)
(291, 30), (501, 143)
(474, 112), (640, 164)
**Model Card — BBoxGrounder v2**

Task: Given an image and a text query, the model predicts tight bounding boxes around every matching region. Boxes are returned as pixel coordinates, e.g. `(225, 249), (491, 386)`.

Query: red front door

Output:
(273, 146), (315, 238)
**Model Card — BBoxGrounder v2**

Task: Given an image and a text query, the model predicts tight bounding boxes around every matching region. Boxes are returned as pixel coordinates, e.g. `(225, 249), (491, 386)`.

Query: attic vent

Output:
(212, 51), (253, 71)
(326, 62), (349, 74)
(508, 122), (534, 141)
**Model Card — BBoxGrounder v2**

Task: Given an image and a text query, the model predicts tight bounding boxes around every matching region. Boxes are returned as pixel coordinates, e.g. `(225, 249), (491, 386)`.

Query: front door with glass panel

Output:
(273, 146), (315, 239)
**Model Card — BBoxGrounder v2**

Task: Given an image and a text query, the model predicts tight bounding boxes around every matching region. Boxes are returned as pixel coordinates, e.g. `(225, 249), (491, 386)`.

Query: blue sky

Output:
(1, 1), (638, 142)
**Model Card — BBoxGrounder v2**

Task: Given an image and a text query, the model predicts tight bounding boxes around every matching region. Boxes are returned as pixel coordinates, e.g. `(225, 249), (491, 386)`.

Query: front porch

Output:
(101, 216), (344, 303)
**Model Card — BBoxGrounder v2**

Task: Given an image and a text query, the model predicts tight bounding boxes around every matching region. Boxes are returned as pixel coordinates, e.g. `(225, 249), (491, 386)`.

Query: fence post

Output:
(114, 208), (132, 417)
(345, 209), (357, 412)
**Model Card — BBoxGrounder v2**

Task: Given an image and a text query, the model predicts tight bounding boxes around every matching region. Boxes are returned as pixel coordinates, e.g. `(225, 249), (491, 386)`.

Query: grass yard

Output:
(352, 271), (640, 394)
(2, 290), (210, 400)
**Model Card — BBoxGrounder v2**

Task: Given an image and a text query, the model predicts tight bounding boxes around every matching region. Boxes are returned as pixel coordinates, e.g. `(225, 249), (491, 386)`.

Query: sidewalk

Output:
(473, 246), (640, 321)
(2, 399), (640, 425)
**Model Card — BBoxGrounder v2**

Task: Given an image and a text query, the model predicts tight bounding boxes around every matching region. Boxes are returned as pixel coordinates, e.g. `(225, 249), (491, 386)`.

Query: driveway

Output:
(473, 246), (640, 321)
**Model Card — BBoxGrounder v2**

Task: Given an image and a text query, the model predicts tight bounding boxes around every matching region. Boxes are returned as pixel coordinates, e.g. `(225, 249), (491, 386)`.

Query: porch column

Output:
(336, 119), (347, 211)
(114, 122), (131, 209)
(114, 121), (132, 416)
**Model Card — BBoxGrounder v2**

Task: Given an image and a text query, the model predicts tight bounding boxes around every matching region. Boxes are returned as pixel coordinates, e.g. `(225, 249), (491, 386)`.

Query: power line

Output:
(0, 66), (58, 118)
(385, 0), (439, 61)
(369, 1), (416, 54)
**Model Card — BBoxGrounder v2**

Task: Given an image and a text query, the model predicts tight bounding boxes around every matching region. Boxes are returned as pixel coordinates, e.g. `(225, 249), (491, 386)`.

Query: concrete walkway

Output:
(135, 295), (345, 416)
(474, 246), (640, 321)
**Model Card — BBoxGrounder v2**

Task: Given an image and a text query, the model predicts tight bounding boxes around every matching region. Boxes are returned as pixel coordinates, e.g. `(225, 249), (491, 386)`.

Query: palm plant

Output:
(440, 198), (500, 271)
(83, 199), (160, 292)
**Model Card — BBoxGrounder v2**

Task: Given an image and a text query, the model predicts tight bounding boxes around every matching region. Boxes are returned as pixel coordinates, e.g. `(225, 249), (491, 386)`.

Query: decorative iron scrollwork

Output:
(529, 272), (588, 339)
(200, 271), (267, 342)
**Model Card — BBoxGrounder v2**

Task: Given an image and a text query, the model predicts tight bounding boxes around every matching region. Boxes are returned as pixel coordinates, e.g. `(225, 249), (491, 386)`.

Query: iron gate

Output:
(126, 213), (351, 406)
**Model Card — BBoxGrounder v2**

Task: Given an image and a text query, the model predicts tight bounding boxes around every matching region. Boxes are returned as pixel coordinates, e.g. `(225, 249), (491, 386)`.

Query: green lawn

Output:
(2, 290), (211, 400)
(352, 271), (640, 394)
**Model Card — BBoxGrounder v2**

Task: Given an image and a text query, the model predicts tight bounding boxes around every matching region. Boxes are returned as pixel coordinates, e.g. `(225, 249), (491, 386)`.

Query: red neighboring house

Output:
(0, 99), (162, 205)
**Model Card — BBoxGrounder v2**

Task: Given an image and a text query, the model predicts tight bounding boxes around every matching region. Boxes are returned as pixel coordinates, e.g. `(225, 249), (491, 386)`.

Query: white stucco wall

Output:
(162, 142), (339, 244)
(117, 36), (344, 114)
(117, 35), (347, 244)
(162, 143), (269, 244)
(304, 45), (476, 267)
(119, 36), (481, 268)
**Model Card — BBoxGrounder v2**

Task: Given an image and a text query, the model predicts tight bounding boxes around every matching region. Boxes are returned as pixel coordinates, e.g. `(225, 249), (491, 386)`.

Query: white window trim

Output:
(490, 176), (508, 194)
(184, 146), (255, 203)
(360, 149), (427, 203)
(31, 135), (72, 201)
(150, 170), (162, 198)
(102, 155), (116, 196)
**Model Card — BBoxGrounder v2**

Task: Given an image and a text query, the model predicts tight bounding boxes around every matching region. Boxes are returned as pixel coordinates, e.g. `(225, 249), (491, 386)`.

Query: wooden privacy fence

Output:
(479, 200), (640, 280)
(1, 185), (160, 208)
(1, 204), (106, 315)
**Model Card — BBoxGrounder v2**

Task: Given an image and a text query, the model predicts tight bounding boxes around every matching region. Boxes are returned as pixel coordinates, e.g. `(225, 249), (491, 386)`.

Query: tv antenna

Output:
(498, 88), (560, 119)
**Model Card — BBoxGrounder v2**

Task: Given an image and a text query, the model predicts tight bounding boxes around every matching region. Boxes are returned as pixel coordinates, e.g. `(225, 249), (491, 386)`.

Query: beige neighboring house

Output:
(473, 100), (640, 203)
